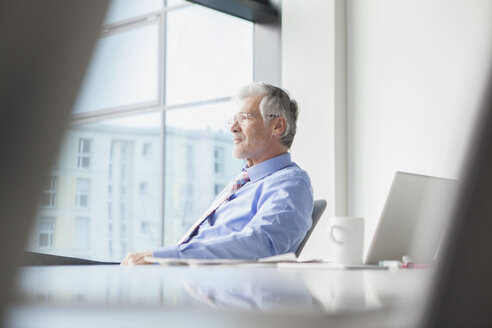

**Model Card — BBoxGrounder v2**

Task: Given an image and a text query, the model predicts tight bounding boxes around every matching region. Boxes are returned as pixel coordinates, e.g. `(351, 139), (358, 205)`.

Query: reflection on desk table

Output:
(11, 264), (430, 315)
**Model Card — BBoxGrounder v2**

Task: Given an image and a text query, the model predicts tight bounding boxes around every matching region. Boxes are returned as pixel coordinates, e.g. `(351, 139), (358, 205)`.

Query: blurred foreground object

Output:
(0, 0), (109, 322)
(421, 65), (492, 327)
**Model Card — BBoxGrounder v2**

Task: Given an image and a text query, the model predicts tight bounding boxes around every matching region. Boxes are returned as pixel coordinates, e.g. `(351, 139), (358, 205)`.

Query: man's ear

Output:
(271, 117), (287, 137)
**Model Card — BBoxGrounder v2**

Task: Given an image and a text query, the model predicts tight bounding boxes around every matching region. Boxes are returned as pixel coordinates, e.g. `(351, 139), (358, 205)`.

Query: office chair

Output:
(295, 199), (327, 257)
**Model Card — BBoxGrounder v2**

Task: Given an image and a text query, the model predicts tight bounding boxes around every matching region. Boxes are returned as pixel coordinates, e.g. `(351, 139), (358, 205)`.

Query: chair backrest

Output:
(295, 199), (327, 257)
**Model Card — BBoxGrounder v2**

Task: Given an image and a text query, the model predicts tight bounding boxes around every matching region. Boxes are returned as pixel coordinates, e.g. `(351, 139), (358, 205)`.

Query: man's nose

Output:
(230, 120), (241, 133)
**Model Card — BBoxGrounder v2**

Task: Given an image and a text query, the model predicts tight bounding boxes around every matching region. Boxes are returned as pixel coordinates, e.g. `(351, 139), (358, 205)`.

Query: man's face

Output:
(230, 95), (274, 167)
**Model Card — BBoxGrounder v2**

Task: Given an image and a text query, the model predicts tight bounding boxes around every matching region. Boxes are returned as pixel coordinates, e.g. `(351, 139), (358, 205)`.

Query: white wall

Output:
(347, 0), (492, 251)
(282, 0), (492, 258)
(282, 0), (347, 259)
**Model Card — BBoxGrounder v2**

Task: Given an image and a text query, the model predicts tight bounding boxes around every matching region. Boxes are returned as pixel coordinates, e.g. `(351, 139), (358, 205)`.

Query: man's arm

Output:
(150, 175), (314, 260)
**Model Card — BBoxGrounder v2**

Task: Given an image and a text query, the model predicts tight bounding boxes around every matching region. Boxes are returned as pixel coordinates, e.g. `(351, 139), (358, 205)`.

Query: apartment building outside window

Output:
(214, 183), (224, 196)
(76, 178), (90, 209)
(214, 146), (224, 175)
(142, 142), (152, 157)
(77, 138), (92, 169)
(40, 177), (57, 208)
(38, 217), (55, 249)
(75, 217), (90, 251)
(139, 182), (148, 196)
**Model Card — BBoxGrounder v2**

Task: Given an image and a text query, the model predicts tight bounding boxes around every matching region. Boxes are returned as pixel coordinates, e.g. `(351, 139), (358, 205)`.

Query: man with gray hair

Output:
(122, 82), (313, 265)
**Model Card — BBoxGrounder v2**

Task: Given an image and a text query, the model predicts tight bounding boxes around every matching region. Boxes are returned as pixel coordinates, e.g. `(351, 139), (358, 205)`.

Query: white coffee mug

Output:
(329, 217), (364, 264)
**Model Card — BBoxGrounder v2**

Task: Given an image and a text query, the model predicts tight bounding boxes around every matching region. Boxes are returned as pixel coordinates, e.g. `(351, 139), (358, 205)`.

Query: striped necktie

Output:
(176, 170), (250, 245)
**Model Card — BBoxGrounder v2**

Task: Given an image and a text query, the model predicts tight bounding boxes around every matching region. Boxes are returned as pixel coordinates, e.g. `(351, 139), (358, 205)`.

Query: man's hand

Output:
(120, 251), (153, 266)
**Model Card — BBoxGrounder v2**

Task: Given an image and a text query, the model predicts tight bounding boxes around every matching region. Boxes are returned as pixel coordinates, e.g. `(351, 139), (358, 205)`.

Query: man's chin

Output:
(232, 149), (246, 160)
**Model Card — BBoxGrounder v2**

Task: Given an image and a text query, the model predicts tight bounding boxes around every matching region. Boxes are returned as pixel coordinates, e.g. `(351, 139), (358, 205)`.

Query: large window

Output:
(29, 0), (252, 261)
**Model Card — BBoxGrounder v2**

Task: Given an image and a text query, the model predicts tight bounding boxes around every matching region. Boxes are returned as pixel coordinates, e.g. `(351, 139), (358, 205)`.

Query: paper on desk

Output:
(277, 262), (387, 270)
(144, 252), (299, 266)
(258, 252), (297, 262)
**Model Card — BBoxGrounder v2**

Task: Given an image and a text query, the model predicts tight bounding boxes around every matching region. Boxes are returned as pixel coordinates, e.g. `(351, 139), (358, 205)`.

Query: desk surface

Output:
(6, 264), (431, 328)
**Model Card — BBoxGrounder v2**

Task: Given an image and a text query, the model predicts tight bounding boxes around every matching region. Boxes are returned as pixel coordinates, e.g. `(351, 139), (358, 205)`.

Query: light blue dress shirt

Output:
(153, 153), (314, 259)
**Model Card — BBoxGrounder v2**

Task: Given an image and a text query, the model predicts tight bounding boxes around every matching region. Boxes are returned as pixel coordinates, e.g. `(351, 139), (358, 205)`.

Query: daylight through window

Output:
(30, 0), (253, 261)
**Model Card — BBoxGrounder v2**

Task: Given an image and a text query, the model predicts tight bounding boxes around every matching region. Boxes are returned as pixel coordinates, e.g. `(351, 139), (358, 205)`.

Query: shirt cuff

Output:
(152, 245), (182, 259)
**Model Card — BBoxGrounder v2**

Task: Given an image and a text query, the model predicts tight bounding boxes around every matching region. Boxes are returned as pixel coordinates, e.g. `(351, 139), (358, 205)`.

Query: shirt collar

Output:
(245, 153), (292, 183)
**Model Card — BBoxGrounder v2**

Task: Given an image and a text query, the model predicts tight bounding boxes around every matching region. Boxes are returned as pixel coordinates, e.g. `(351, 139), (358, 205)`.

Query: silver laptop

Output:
(364, 171), (457, 265)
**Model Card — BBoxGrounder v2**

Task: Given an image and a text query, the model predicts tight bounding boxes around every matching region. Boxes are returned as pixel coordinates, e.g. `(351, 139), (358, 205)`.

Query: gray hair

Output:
(237, 82), (299, 149)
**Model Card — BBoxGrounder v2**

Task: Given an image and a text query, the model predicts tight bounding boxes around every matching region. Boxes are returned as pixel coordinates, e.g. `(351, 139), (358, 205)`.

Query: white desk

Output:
(6, 264), (431, 328)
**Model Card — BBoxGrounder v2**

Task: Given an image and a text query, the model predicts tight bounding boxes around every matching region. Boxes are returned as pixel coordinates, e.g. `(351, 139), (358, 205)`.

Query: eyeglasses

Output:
(228, 113), (281, 126)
